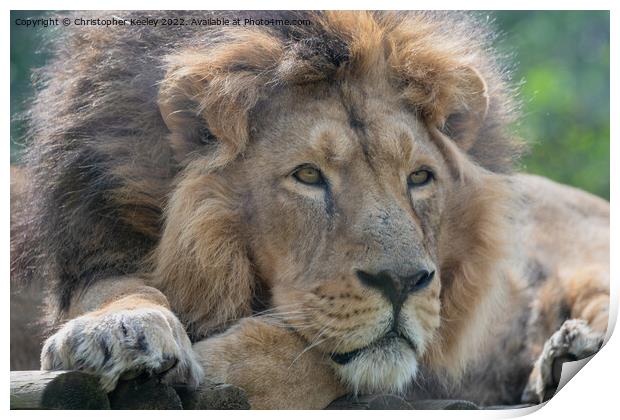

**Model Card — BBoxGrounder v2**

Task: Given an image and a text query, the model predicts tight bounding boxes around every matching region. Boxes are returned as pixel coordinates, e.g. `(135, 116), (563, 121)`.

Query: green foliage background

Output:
(494, 11), (610, 199)
(10, 11), (610, 199)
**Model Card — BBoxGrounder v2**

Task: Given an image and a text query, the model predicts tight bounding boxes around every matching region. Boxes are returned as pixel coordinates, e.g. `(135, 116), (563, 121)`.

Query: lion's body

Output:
(412, 174), (609, 405)
(11, 11), (608, 408)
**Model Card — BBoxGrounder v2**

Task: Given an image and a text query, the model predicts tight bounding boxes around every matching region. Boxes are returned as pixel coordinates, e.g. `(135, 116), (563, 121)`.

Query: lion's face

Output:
(155, 11), (517, 398)
(239, 81), (452, 393)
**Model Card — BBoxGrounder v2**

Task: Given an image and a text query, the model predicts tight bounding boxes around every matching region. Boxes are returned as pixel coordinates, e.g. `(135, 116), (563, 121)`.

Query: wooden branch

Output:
(108, 376), (182, 409)
(326, 395), (481, 410)
(175, 383), (250, 410)
(327, 394), (414, 409)
(11, 370), (536, 410)
(10, 371), (110, 409)
(10, 370), (251, 410)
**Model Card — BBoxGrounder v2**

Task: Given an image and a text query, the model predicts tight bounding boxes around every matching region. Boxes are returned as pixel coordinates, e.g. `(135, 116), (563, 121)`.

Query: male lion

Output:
(11, 11), (609, 409)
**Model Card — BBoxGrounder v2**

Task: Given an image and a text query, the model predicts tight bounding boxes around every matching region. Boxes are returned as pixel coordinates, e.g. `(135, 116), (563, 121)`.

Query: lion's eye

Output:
(293, 166), (325, 186)
(408, 169), (433, 187)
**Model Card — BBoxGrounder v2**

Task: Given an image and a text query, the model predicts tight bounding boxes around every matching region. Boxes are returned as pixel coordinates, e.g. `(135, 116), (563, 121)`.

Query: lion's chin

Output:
(333, 338), (418, 395)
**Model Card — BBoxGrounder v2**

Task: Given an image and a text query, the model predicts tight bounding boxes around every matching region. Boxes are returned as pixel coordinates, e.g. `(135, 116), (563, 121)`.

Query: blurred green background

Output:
(10, 11), (610, 199)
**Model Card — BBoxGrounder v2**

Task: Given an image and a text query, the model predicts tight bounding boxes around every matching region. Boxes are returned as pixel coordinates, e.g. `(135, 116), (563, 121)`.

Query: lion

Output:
(11, 11), (609, 409)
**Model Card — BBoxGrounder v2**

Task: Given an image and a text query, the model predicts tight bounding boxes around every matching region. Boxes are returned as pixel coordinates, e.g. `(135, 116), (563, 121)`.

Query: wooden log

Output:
(327, 394), (413, 409)
(12, 370), (491, 410)
(108, 376), (182, 409)
(175, 383), (251, 409)
(10, 370), (110, 409)
(410, 399), (479, 410)
(327, 394), (482, 410)
(11, 370), (251, 410)
(484, 403), (537, 410)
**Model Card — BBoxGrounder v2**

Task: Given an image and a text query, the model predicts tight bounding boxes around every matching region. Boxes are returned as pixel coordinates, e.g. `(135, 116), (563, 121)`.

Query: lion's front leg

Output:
(40, 278), (204, 392)
(192, 318), (346, 409)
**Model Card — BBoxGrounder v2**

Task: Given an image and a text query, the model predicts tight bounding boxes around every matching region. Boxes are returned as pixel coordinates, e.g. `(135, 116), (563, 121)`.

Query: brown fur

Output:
(11, 11), (608, 408)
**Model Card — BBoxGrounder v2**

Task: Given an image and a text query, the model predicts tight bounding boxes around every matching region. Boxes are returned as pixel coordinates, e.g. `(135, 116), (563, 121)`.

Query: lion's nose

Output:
(355, 269), (435, 306)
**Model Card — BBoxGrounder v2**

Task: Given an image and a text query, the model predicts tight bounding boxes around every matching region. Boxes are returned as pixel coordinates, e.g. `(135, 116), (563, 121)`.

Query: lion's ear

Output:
(158, 91), (220, 164)
(157, 61), (251, 167)
(438, 66), (489, 151)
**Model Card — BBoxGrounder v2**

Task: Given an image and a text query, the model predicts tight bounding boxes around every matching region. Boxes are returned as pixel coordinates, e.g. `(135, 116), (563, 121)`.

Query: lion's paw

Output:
(41, 307), (204, 392)
(522, 319), (603, 403)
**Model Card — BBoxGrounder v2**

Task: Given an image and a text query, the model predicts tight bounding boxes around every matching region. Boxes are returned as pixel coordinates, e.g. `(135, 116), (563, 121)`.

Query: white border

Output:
(3, 2), (617, 419)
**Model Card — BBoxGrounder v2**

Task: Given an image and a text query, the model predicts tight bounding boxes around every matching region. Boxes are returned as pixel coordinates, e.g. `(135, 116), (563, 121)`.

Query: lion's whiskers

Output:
(287, 317), (339, 368)
(250, 303), (305, 317)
